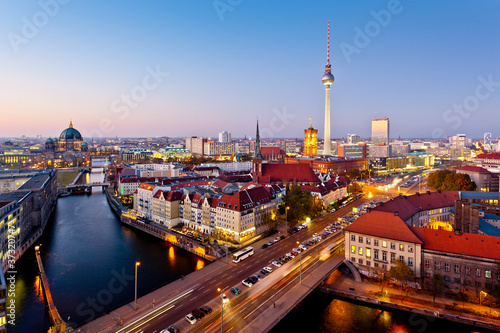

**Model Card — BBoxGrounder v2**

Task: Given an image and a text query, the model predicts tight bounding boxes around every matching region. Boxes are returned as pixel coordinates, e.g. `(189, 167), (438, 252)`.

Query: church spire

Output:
(253, 117), (263, 160)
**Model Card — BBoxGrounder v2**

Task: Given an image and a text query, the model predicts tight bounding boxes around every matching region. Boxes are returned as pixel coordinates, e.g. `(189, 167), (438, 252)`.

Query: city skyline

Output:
(1, 1), (500, 139)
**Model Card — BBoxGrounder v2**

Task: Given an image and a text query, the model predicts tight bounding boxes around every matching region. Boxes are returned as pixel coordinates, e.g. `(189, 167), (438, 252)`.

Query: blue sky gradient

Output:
(1, 0), (499, 139)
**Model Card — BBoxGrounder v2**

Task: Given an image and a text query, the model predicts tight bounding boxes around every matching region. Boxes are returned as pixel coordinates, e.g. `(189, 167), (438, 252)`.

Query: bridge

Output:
(35, 246), (72, 333)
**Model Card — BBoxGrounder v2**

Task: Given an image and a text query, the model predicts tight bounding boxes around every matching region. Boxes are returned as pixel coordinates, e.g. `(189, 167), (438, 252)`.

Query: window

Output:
(399, 256), (404, 263)
(374, 249), (379, 260)
(366, 261), (371, 267)
(425, 259), (430, 268)
(359, 236), (363, 243)
(454, 277), (461, 284)
(366, 238), (371, 245)
(445, 263), (450, 272)
(475, 281), (481, 287)
(351, 235), (356, 241)
(374, 239), (379, 246)
(374, 263), (379, 268)
(358, 247), (363, 255)
(351, 245), (356, 254)
(476, 268), (481, 277)
(382, 240), (387, 248)
(390, 253), (396, 263)
(444, 275), (450, 282)
(391, 242), (396, 250)
(485, 270), (491, 279)
(465, 266), (470, 276)
(399, 244), (404, 251)
(382, 264), (387, 270)
(359, 259), (363, 265)
(425, 272), (430, 278)
(382, 252), (387, 262)
(351, 257), (356, 262)
(408, 257), (413, 267)
(497, 271), (500, 280)
(454, 264), (460, 274)
(435, 261), (440, 270)
(366, 248), (371, 258)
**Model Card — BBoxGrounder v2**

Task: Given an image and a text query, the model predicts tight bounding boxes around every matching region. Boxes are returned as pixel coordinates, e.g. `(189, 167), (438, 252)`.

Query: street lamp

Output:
(297, 241), (302, 284)
(134, 261), (140, 310)
(480, 290), (487, 306)
(286, 206), (290, 231)
(217, 287), (223, 333)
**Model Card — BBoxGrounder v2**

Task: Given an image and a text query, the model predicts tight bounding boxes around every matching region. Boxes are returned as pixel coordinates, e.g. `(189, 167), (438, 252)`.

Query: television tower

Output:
(322, 21), (334, 155)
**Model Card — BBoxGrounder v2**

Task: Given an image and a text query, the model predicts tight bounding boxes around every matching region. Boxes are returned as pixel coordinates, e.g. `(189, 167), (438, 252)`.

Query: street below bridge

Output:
(80, 198), (369, 333)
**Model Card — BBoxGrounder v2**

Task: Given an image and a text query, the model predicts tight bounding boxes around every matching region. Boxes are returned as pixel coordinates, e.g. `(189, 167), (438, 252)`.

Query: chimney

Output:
(454, 229), (462, 236)
(394, 211), (399, 216)
(427, 190), (431, 195)
(437, 189), (441, 193)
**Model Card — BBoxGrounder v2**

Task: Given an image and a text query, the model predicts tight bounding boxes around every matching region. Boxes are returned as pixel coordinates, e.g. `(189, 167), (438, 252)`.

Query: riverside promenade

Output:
(321, 271), (500, 332)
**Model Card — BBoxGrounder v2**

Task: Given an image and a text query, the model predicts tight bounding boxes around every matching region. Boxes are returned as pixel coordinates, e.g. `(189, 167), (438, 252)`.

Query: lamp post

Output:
(480, 290), (487, 306)
(286, 206), (290, 231)
(297, 241), (302, 284)
(217, 287), (223, 333)
(134, 261), (140, 310)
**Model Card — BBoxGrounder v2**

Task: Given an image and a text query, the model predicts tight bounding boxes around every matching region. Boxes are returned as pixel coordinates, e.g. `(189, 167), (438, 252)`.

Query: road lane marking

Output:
(243, 299), (269, 320)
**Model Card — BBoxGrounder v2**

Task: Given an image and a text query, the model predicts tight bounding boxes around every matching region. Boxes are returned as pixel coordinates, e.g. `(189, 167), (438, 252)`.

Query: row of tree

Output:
(277, 185), (324, 223)
(427, 170), (476, 191)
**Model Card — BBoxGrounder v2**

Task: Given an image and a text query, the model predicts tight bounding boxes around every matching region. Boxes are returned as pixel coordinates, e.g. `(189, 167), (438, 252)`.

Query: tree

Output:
(427, 170), (476, 191)
(389, 259), (416, 301)
(427, 274), (446, 306)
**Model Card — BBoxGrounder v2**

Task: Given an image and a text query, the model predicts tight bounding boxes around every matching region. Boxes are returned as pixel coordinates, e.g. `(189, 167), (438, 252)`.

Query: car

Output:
(287, 252), (296, 258)
(192, 308), (205, 320)
(242, 279), (253, 287)
(313, 233), (318, 238)
(280, 235), (286, 240)
(160, 325), (180, 333)
(230, 287), (241, 295)
(248, 276), (258, 284)
(252, 274), (262, 281)
(221, 293), (229, 303)
(260, 268), (269, 275)
(263, 266), (273, 273)
(272, 261), (282, 267)
(262, 243), (268, 249)
(291, 251), (298, 256)
(200, 305), (212, 314)
(185, 313), (197, 325)
(267, 241), (274, 246)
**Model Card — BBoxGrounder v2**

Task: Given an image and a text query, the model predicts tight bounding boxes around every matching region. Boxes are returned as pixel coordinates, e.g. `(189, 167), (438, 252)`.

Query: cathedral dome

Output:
(59, 121), (82, 140)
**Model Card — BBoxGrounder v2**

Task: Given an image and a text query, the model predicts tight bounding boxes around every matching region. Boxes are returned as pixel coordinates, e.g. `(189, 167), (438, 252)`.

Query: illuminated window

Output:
(390, 242), (396, 250)
(399, 244), (404, 251)
(351, 246), (355, 254)
(382, 241), (387, 248)
(358, 247), (363, 255)
(476, 268), (481, 277)
(366, 248), (371, 258)
(366, 238), (371, 245)
(485, 270), (491, 279)
(408, 245), (413, 253)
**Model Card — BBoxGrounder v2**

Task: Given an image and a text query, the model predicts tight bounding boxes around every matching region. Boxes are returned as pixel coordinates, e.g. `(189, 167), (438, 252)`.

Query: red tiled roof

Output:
(138, 183), (156, 191)
(260, 163), (320, 183)
(217, 186), (273, 212)
(344, 211), (423, 244)
(154, 190), (183, 201)
(373, 191), (458, 221)
(476, 153), (500, 160)
(458, 166), (490, 173)
(261, 147), (284, 155)
(411, 227), (500, 260)
(211, 179), (229, 190)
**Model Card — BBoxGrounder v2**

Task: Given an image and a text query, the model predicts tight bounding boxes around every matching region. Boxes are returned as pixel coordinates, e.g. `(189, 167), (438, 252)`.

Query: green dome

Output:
(46, 138), (53, 143)
(59, 121), (82, 140)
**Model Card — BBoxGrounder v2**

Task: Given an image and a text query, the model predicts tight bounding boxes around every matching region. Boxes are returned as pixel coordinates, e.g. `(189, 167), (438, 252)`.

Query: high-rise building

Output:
(449, 134), (471, 149)
(322, 21), (334, 155)
(303, 119), (318, 157)
(484, 132), (492, 151)
(219, 131), (231, 143)
(347, 134), (360, 144)
(371, 117), (390, 145)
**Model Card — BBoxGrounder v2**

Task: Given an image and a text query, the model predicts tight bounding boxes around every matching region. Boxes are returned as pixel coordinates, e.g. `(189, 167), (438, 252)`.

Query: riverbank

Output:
(321, 270), (500, 332)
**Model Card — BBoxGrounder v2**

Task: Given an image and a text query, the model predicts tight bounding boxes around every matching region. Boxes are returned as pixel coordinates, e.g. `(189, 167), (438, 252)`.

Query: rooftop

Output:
(459, 191), (500, 200)
(479, 220), (500, 237)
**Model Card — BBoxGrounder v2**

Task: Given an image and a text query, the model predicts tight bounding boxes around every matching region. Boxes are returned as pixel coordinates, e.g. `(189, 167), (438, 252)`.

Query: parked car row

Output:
(288, 223), (308, 235)
(262, 234), (286, 248)
(184, 305), (213, 326)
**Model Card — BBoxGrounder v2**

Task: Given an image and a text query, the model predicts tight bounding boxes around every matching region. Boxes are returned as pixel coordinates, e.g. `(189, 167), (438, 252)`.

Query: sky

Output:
(0, 0), (499, 140)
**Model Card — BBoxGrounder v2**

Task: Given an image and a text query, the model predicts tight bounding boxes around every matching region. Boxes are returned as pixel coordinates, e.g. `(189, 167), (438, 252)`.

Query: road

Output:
(115, 197), (370, 333)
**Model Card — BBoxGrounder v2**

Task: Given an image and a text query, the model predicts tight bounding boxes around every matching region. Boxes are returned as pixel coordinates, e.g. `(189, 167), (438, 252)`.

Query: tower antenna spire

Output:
(327, 20), (330, 65)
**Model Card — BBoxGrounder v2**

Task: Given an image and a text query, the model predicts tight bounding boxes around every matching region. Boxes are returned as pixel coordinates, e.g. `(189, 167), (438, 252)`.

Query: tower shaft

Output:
(324, 85), (331, 155)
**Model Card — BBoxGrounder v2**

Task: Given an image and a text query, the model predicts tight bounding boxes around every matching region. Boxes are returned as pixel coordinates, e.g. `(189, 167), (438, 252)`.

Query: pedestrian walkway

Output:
(76, 260), (228, 333)
(323, 272), (500, 332)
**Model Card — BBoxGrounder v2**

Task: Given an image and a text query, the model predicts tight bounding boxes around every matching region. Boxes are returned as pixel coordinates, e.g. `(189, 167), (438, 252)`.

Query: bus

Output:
(232, 246), (254, 263)
(319, 238), (344, 261)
